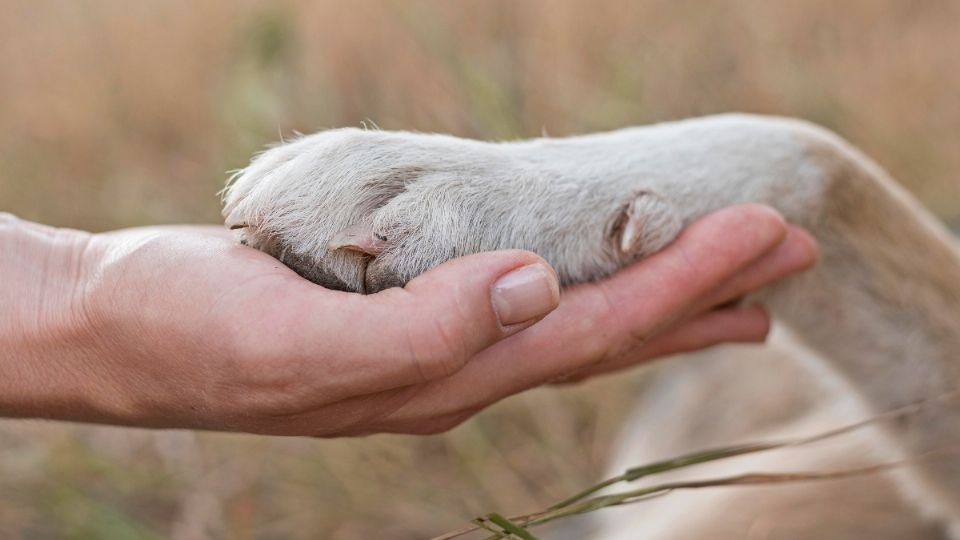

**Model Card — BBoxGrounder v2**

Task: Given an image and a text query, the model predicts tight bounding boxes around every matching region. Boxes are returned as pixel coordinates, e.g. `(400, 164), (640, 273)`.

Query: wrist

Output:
(0, 214), (104, 420)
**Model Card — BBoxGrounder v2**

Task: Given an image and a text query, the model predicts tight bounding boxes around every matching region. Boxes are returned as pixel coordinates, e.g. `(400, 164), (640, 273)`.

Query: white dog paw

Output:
(222, 128), (684, 293)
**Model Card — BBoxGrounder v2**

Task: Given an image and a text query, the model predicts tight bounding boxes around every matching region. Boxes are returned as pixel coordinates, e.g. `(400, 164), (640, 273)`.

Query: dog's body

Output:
(591, 329), (949, 540)
(223, 114), (960, 538)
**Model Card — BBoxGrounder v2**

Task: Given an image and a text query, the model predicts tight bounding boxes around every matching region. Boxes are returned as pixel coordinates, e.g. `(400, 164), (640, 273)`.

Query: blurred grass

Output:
(1, 1), (959, 538)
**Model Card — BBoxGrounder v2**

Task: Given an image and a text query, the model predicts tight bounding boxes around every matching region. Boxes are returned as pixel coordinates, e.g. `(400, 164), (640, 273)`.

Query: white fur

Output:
(223, 114), (960, 538)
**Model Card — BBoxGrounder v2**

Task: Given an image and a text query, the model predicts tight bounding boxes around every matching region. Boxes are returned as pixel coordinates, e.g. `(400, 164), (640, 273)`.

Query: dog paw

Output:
(222, 128), (684, 293)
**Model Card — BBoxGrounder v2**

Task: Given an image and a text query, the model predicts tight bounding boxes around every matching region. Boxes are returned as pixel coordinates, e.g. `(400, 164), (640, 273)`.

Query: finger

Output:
(691, 226), (817, 313)
(266, 305), (770, 437)
(558, 225), (814, 377)
(369, 204), (790, 421)
(269, 250), (560, 401)
(555, 304), (771, 383)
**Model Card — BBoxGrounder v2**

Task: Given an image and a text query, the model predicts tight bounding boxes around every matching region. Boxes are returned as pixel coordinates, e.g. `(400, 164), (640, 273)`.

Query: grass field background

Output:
(1, 1), (959, 538)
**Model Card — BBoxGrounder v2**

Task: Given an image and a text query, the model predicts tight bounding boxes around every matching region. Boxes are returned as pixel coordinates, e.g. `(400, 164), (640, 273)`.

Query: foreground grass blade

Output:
(550, 393), (942, 510)
(485, 513), (539, 540)
(431, 393), (957, 540)
(514, 461), (905, 529)
(548, 442), (777, 510)
(435, 461), (908, 540)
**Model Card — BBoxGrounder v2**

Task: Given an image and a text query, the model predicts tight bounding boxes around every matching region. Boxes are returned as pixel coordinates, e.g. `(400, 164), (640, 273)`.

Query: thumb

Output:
(354, 250), (561, 384)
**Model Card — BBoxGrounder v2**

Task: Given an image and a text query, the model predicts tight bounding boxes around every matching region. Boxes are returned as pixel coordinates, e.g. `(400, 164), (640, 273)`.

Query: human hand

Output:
(0, 204), (815, 436)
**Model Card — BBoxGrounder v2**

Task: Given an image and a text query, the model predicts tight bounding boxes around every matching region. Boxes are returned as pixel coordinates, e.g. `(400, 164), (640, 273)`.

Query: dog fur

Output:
(223, 114), (960, 538)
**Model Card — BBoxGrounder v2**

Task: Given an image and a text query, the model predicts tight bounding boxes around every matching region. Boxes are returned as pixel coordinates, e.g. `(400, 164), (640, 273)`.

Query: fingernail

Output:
(491, 263), (560, 326)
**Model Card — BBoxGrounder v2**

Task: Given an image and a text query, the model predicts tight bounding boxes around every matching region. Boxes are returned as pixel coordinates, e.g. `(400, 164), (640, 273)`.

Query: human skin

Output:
(0, 204), (816, 436)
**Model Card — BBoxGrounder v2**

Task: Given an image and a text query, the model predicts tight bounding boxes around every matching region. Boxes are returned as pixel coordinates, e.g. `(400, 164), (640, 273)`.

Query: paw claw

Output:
(328, 223), (388, 256)
(613, 193), (682, 258)
(619, 212), (641, 254)
(617, 196), (648, 254)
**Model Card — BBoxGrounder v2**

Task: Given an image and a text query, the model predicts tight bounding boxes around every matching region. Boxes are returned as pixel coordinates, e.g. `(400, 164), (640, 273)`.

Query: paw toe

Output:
(611, 192), (683, 259)
(364, 258), (408, 293)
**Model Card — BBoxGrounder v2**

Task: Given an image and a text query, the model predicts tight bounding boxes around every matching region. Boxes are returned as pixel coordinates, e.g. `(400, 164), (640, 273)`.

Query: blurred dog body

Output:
(224, 114), (960, 538)
(593, 118), (960, 539)
(591, 329), (949, 540)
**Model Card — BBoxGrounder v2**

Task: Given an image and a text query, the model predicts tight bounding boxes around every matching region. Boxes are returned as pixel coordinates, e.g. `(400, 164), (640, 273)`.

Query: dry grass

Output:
(1, 1), (959, 539)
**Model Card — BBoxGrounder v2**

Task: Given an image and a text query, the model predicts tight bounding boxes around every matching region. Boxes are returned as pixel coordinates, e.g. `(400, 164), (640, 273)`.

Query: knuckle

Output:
(588, 282), (637, 357)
